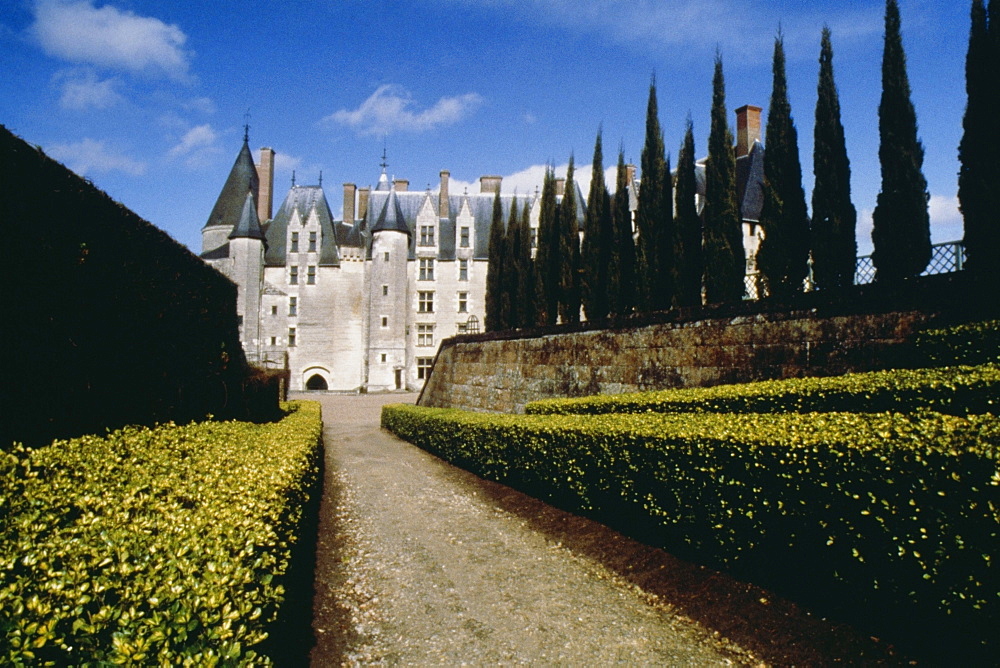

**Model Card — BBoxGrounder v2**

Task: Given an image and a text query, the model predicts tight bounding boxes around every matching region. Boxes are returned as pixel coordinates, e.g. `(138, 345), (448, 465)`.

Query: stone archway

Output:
(306, 374), (329, 391)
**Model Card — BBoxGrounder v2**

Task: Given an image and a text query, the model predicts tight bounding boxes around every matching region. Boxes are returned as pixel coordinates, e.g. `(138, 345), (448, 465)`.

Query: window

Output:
(289, 266), (298, 284)
(417, 357), (434, 380)
(380, 353), (387, 363)
(271, 305), (277, 315)
(382, 285), (388, 296)
(384, 251), (390, 262)
(290, 232), (299, 252)
(459, 259), (468, 281)
(457, 322), (467, 334)
(307, 266), (316, 284)
(288, 327), (296, 347)
(418, 291), (434, 313)
(308, 231), (317, 252)
(270, 336), (276, 346)
(460, 226), (470, 247)
(458, 292), (468, 313)
(530, 228), (538, 248)
(419, 258), (434, 281)
(417, 323), (434, 347)
(381, 316), (388, 328)
(419, 225), (435, 246)
(288, 296), (297, 317)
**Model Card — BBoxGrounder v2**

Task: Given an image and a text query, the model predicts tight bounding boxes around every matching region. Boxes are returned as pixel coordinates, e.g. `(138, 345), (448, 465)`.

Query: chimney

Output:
(736, 105), (763, 158)
(358, 187), (370, 221)
(343, 183), (356, 225)
(479, 175), (502, 194)
(555, 177), (566, 197)
(257, 147), (275, 221)
(393, 179), (409, 192)
(625, 164), (637, 185)
(439, 170), (450, 218)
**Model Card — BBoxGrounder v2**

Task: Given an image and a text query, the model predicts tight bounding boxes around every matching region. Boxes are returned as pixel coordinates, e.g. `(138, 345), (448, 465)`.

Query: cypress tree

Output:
(757, 30), (811, 299)
(484, 188), (506, 331)
(535, 166), (560, 326)
(703, 53), (745, 303)
(812, 26), (858, 290)
(871, 0), (931, 283)
(517, 198), (536, 326)
(581, 127), (613, 321)
(504, 194), (521, 328)
(959, 0), (1000, 275)
(673, 117), (703, 307)
(635, 75), (671, 312)
(558, 155), (582, 323)
(608, 149), (637, 317)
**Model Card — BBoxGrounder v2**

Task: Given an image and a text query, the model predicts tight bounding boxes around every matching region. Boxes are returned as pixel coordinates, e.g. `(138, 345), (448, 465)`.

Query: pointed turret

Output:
(229, 191), (267, 243)
(202, 135), (260, 254)
(371, 187), (411, 236)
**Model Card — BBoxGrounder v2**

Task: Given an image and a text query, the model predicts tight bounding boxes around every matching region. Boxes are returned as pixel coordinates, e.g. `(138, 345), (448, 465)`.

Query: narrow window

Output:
(381, 316), (388, 328)
(460, 226), (470, 248)
(458, 291), (468, 313)
(459, 259), (468, 281)
(417, 357), (433, 380)
(270, 336), (276, 346)
(288, 327), (296, 347)
(418, 291), (434, 313)
(289, 266), (298, 284)
(307, 266), (316, 284)
(382, 284), (389, 296)
(271, 305), (278, 315)
(419, 258), (435, 281)
(381, 353), (387, 363)
(384, 251), (390, 262)
(308, 231), (317, 252)
(290, 232), (299, 252)
(289, 296), (297, 317)
(530, 228), (538, 248)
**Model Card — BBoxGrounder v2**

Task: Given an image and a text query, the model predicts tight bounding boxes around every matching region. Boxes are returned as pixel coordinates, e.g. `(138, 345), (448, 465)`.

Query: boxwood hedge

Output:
(526, 364), (1000, 416)
(382, 403), (1000, 662)
(0, 401), (322, 665)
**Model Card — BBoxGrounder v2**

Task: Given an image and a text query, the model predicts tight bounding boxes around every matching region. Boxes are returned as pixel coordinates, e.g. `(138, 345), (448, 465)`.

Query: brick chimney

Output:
(343, 183), (356, 225)
(555, 177), (566, 197)
(257, 147), (275, 221)
(736, 105), (763, 158)
(393, 179), (409, 192)
(439, 170), (450, 218)
(358, 187), (370, 222)
(625, 164), (636, 185)
(480, 175), (502, 194)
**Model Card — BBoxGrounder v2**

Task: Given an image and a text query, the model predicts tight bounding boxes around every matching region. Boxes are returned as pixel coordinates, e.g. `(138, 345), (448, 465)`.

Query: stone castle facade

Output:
(200, 106), (765, 392)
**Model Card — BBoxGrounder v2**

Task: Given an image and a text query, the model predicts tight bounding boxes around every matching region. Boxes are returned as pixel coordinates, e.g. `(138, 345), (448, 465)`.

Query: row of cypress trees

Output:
(486, 0), (990, 332)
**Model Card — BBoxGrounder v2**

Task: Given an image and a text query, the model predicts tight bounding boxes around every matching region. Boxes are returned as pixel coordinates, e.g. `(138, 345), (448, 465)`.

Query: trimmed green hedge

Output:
(913, 320), (1000, 366)
(526, 364), (1000, 416)
(0, 401), (322, 665)
(382, 403), (1000, 662)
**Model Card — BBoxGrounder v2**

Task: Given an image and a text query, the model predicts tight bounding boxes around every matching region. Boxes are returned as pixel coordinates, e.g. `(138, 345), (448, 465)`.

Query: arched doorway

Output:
(306, 374), (328, 391)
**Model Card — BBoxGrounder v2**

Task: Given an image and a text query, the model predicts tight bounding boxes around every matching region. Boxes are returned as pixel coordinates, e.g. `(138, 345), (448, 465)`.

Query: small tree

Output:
(581, 127), (612, 322)
(871, 0), (931, 283)
(558, 155), (582, 323)
(484, 188), (506, 331)
(812, 26), (858, 290)
(608, 149), (637, 317)
(757, 30), (811, 299)
(503, 194), (521, 329)
(703, 53), (745, 304)
(635, 75), (671, 312)
(516, 198), (536, 327)
(673, 117), (702, 307)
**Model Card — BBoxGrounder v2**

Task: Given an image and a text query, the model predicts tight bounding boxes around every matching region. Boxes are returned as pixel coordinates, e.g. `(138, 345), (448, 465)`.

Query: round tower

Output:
(366, 187), (411, 390)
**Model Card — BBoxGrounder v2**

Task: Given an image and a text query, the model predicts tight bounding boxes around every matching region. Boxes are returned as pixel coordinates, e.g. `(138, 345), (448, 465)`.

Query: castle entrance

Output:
(306, 374), (329, 391)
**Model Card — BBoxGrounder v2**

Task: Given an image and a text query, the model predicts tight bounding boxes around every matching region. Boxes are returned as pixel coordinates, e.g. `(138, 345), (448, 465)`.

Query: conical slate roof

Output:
(229, 191), (266, 242)
(370, 187), (410, 236)
(204, 138), (259, 229)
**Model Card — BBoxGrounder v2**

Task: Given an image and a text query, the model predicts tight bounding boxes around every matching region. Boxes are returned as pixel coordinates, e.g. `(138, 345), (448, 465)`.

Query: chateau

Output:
(199, 106), (765, 392)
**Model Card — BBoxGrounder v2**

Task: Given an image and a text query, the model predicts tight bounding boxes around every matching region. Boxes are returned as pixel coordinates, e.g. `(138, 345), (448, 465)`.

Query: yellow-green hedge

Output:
(526, 364), (1000, 416)
(382, 403), (1000, 660)
(0, 401), (322, 666)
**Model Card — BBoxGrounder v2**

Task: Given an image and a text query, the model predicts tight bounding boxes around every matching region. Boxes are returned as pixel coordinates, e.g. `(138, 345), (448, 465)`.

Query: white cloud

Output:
(326, 84), (484, 136)
(167, 124), (220, 167)
(32, 0), (192, 80)
(183, 96), (216, 114)
(46, 137), (146, 176)
(274, 152), (302, 173)
(929, 193), (964, 244)
(53, 68), (122, 109)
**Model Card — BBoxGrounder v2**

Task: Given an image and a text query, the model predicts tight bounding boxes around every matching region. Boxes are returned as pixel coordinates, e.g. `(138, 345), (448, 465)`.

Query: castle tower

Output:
(366, 187), (411, 390)
(202, 129), (259, 255)
(228, 191), (266, 357)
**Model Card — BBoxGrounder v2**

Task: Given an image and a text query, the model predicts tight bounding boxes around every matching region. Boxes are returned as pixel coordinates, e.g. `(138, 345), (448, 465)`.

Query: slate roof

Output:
(264, 185), (340, 267)
(736, 140), (765, 223)
(200, 242), (230, 260)
(204, 138), (259, 230)
(370, 187), (411, 236)
(229, 191), (266, 242)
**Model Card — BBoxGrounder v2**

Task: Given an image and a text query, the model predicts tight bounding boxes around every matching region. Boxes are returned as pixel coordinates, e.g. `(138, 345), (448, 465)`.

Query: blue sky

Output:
(0, 0), (970, 254)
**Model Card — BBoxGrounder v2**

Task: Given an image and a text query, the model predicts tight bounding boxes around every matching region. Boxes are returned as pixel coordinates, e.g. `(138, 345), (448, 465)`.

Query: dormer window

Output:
(308, 231), (317, 252)
(419, 225), (435, 246)
(460, 226), (470, 248)
(290, 232), (299, 253)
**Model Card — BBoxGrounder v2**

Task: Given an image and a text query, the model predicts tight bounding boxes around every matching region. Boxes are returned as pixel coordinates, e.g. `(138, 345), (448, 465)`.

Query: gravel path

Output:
(304, 393), (903, 666)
